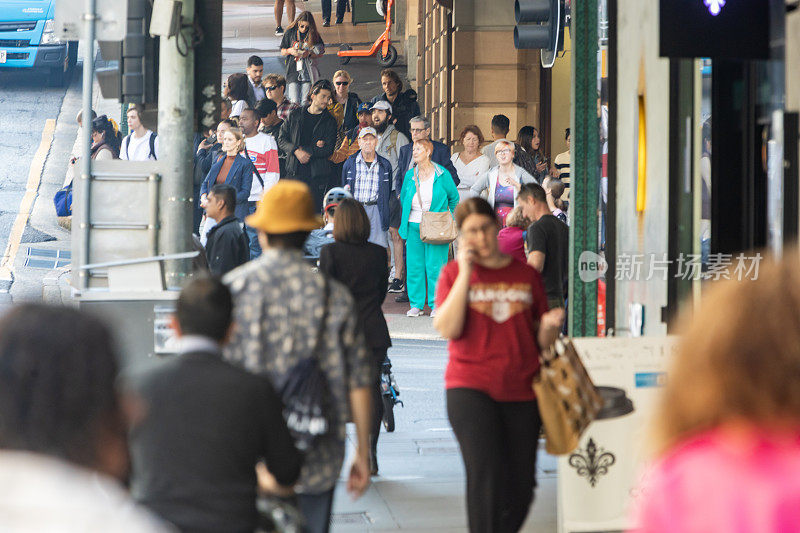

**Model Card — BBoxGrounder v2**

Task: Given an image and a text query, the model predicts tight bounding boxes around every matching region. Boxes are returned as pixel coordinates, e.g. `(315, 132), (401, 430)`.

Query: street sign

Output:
(55, 0), (128, 41)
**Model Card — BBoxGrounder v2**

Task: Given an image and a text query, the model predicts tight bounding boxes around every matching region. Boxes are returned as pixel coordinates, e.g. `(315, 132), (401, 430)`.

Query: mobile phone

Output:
(207, 134), (217, 144)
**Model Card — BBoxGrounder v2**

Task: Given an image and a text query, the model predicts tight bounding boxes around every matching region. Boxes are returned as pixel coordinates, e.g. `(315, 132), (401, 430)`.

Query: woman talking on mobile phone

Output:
(433, 197), (564, 533)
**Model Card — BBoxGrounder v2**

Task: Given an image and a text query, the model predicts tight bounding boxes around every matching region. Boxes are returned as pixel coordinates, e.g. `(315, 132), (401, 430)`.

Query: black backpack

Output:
(123, 131), (158, 160)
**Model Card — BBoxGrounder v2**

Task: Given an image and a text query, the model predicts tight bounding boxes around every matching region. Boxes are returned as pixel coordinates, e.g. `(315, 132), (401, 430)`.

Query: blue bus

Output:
(0, 1), (78, 86)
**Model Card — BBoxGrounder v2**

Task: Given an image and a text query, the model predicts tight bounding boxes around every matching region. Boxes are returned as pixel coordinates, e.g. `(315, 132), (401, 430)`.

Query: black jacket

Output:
(277, 105), (337, 180)
(370, 89), (420, 140)
(128, 348), (302, 533)
(205, 216), (250, 276)
(319, 241), (391, 350)
(340, 92), (362, 132)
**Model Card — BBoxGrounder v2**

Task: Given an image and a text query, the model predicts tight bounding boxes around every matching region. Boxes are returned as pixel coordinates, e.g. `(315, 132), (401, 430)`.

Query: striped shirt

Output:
(353, 153), (381, 203)
(554, 151), (570, 194)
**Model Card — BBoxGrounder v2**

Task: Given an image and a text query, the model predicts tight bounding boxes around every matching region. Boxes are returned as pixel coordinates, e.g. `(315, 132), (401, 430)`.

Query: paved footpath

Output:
(220, 3), (560, 530)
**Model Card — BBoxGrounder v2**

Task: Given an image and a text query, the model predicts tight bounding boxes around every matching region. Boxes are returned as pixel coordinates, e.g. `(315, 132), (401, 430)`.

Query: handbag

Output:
(279, 277), (333, 452)
(54, 181), (73, 217)
(414, 168), (458, 245)
(533, 336), (603, 455)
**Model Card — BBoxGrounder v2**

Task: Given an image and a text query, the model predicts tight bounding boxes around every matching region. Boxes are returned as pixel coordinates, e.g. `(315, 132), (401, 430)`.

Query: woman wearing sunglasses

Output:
(328, 70), (362, 133)
(279, 11), (325, 105)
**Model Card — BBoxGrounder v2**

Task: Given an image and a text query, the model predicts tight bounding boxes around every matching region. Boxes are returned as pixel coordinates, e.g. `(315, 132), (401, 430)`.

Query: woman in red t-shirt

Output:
(433, 197), (564, 533)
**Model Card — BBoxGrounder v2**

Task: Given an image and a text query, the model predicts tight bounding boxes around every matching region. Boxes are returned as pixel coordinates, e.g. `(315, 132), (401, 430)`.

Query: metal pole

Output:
(158, 0), (195, 290)
(76, 0), (96, 291)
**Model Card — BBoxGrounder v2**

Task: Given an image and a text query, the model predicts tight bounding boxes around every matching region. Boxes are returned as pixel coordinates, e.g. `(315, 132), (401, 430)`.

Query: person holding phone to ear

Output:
(433, 197), (564, 533)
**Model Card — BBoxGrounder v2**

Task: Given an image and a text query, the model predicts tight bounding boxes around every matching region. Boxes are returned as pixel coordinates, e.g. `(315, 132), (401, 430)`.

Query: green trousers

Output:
(406, 222), (450, 310)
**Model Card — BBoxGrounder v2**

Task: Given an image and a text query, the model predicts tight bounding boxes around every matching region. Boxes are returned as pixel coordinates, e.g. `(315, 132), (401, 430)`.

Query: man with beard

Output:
(245, 56), (266, 108)
(370, 69), (420, 140)
(371, 100), (411, 296)
(278, 79), (338, 212)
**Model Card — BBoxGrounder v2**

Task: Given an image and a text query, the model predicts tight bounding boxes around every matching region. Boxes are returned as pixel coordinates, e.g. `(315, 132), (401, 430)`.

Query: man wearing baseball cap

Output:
(222, 180), (374, 532)
(342, 127), (393, 249)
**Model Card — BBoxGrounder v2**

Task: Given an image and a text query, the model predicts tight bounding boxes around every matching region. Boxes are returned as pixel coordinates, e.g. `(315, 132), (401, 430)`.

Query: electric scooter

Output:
(380, 359), (403, 432)
(337, 0), (398, 68)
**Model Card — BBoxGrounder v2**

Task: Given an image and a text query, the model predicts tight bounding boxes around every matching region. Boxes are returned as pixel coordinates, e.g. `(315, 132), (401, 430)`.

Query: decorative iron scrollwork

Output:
(568, 438), (616, 487)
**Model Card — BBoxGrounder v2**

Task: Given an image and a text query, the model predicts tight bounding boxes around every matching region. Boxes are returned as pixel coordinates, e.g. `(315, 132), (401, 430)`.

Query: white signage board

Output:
(55, 0), (128, 41)
(557, 336), (677, 533)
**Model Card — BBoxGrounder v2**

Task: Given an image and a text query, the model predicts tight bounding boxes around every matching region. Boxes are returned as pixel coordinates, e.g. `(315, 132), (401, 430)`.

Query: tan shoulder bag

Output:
(414, 167), (458, 245)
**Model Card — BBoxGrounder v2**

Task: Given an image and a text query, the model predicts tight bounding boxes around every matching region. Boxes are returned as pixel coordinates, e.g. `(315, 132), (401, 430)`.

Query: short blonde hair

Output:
(651, 249), (800, 455)
(332, 70), (352, 83)
(494, 139), (515, 154)
(224, 127), (247, 153)
(504, 206), (530, 229)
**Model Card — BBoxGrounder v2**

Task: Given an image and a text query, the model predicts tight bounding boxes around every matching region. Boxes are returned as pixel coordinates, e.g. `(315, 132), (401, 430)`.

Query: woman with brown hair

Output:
(318, 198), (391, 475)
(433, 197), (564, 533)
(225, 73), (250, 119)
(633, 251), (800, 532)
(280, 11), (325, 105)
(451, 125), (490, 203)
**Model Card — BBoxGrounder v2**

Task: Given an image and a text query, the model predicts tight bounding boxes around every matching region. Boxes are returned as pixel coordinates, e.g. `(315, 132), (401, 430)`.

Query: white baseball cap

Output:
(370, 100), (392, 114)
(358, 127), (378, 138)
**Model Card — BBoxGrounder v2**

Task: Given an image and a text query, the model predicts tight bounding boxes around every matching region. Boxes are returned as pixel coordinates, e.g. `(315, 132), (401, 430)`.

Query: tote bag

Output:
(414, 169), (458, 245)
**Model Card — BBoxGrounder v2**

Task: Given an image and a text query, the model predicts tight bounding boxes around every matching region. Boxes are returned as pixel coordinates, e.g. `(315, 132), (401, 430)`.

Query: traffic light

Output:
(96, 0), (158, 104)
(514, 0), (564, 66)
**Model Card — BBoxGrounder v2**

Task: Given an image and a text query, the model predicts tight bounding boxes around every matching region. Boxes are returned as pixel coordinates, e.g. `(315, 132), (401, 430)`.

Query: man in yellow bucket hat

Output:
(222, 180), (373, 533)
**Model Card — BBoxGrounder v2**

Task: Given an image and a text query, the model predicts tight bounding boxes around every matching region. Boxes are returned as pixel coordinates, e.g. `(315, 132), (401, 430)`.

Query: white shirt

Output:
(230, 99), (248, 118)
(249, 77), (266, 103)
(0, 451), (173, 532)
(451, 152), (490, 191)
(121, 130), (158, 161)
(409, 176), (434, 224)
(244, 133), (281, 201)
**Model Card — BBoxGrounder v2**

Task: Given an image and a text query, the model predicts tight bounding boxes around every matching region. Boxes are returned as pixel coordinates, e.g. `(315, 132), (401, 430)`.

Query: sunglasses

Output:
(265, 86), (278, 91)
(335, 81), (349, 86)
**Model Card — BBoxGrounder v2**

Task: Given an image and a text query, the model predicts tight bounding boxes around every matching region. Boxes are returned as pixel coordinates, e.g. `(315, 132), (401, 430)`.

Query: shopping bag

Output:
(533, 336), (603, 455)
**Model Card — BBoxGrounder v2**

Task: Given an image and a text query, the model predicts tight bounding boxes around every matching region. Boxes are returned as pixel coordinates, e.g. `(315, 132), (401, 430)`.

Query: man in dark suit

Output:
(204, 184), (250, 276)
(128, 277), (302, 533)
(395, 115), (459, 191)
(245, 55), (266, 109)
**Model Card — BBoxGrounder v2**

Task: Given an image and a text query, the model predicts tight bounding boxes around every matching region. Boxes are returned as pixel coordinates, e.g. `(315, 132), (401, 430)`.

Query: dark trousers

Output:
(447, 388), (541, 533)
(322, 0), (348, 22)
(297, 489), (335, 533)
(288, 173), (328, 213)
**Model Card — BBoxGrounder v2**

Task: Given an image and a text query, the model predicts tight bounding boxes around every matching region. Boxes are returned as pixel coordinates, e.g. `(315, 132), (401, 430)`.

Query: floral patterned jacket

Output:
(223, 248), (372, 493)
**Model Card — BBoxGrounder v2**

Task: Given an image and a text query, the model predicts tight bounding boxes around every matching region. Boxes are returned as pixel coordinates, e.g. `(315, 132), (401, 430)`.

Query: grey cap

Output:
(358, 127), (378, 138)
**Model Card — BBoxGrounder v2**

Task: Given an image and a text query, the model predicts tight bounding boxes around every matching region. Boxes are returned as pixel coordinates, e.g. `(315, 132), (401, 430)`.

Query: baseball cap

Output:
(370, 100), (392, 114)
(357, 102), (372, 114)
(358, 127), (378, 138)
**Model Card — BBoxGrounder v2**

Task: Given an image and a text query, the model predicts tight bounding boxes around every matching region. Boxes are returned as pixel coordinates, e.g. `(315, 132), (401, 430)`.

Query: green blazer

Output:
(399, 163), (460, 240)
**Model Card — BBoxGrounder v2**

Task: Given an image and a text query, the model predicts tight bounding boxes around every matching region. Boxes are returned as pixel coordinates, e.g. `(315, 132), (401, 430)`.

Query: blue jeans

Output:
(246, 201), (262, 259)
(297, 489), (335, 533)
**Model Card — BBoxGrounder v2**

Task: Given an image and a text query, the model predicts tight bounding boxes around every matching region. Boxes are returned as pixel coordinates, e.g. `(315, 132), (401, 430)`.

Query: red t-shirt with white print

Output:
(435, 259), (550, 402)
(245, 132), (281, 202)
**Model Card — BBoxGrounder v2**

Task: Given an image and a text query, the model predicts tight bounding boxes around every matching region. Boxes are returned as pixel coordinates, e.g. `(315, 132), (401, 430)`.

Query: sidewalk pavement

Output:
(223, 0), (405, 104)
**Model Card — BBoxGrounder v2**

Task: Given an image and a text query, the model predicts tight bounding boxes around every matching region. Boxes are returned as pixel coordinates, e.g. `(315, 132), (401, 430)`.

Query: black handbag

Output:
(280, 277), (333, 451)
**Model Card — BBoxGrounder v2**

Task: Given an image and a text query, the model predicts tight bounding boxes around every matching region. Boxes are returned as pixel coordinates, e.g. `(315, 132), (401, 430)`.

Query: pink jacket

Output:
(631, 425), (800, 533)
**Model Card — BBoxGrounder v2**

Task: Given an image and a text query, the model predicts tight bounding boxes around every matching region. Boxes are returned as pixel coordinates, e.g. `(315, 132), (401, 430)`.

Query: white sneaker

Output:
(406, 307), (423, 317)
(430, 309), (437, 318)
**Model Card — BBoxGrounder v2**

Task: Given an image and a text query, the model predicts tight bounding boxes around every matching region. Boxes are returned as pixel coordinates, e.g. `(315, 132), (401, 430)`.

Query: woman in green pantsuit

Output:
(399, 139), (460, 317)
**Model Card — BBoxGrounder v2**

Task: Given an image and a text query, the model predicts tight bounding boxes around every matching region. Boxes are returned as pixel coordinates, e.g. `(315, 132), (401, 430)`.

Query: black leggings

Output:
(447, 388), (541, 533)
